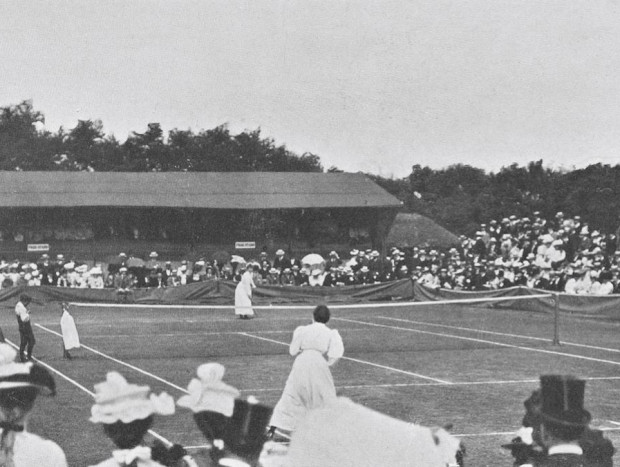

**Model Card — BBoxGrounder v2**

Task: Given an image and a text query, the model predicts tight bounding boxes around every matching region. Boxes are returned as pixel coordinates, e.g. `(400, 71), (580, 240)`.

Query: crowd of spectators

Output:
(1, 211), (619, 295)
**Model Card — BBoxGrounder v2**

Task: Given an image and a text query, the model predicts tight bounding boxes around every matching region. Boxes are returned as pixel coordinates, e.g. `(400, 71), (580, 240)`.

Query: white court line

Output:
(380, 316), (620, 354)
(335, 317), (620, 367)
(454, 427), (620, 438)
(3, 338), (174, 446)
(240, 375), (620, 392)
(238, 332), (451, 384)
(35, 323), (189, 394)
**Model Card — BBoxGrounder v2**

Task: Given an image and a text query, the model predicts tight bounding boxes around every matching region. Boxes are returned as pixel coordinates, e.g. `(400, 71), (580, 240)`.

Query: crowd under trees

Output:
(2, 100), (619, 240)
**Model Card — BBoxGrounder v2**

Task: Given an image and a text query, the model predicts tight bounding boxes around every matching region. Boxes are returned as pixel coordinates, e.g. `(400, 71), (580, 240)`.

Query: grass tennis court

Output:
(1, 300), (619, 466)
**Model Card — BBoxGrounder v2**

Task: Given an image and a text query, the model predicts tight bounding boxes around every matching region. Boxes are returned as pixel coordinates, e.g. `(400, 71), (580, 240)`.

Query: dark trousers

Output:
(17, 320), (35, 360)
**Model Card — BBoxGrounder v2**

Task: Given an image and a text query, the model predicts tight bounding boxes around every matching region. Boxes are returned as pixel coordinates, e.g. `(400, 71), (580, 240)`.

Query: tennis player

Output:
(268, 304), (344, 437)
(234, 264), (256, 319)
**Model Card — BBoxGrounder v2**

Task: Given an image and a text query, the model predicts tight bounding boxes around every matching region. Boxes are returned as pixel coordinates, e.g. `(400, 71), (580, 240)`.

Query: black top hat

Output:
(540, 375), (590, 427)
(223, 397), (273, 460)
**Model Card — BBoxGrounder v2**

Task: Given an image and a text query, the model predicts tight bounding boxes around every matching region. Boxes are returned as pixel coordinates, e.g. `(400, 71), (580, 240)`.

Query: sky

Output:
(1, 0), (619, 178)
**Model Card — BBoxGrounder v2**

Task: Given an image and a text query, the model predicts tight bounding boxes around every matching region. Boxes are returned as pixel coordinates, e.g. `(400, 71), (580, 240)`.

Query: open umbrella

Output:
(126, 257), (146, 268)
(231, 255), (246, 264)
(105, 254), (126, 265)
(301, 253), (325, 266)
(212, 250), (230, 264)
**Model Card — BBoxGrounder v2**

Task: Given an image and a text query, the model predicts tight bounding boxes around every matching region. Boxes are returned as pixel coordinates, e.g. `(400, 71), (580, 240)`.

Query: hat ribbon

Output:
(112, 446), (152, 466)
(0, 422), (23, 432)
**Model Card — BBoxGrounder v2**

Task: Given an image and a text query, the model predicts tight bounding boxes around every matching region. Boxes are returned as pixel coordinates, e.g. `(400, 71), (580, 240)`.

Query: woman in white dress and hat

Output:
(234, 264), (256, 319)
(0, 343), (67, 466)
(88, 371), (176, 467)
(269, 305), (344, 437)
(60, 302), (80, 360)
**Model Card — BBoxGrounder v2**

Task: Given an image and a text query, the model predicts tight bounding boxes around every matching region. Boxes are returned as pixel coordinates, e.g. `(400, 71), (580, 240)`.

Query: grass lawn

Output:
(1, 300), (618, 466)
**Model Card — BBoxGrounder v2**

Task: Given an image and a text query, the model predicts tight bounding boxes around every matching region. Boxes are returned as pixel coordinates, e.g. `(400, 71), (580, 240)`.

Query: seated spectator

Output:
(322, 267), (337, 287)
(355, 265), (372, 285)
(266, 268), (281, 286)
(88, 267), (105, 289)
(597, 270), (615, 295)
(574, 269), (593, 295)
(88, 372), (176, 467)
(0, 343), (67, 466)
(280, 268), (295, 286)
(113, 267), (133, 302)
(273, 249), (291, 272)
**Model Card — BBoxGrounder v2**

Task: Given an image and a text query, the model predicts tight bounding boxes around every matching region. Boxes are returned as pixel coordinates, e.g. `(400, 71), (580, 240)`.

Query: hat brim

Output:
(541, 409), (591, 427)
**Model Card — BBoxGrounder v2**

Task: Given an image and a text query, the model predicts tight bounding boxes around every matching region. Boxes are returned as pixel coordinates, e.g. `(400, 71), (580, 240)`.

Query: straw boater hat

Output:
(0, 344), (55, 395)
(90, 372), (175, 424)
(177, 363), (240, 416)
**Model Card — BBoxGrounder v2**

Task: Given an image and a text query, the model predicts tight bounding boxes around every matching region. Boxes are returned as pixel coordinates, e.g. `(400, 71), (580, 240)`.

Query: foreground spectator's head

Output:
(178, 363), (240, 442)
(90, 372), (174, 449)
(178, 363), (270, 466)
(0, 344), (56, 465)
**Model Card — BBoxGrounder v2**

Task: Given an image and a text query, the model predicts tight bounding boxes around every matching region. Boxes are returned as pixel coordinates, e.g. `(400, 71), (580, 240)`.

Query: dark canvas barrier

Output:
(0, 279), (415, 306)
(2, 281), (618, 319)
(412, 282), (620, 320)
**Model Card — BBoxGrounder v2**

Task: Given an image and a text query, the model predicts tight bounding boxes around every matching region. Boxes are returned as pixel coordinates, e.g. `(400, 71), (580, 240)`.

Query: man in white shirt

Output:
(15, 294), (36, 362)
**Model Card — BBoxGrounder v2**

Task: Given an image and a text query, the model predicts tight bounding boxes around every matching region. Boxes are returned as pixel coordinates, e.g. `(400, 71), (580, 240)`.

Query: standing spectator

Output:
(15, 294), (35, 362)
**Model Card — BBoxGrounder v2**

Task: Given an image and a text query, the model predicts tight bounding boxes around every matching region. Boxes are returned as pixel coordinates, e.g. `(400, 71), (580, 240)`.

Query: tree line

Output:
(0, 100), (323, 173)
(370, 162), (620, 236)
(2, 100), (619, 237)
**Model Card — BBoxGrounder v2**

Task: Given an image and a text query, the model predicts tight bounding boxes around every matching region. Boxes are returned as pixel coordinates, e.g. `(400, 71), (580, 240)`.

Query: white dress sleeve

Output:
(289, 326), (305, 356)
(327, 329), (344, 365)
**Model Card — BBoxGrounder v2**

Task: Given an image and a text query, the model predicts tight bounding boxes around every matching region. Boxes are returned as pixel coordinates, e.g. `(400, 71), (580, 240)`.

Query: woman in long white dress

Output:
(60, 302), (80, 359)
(269, 305), (344, 435)
(235, 264), (256, 319)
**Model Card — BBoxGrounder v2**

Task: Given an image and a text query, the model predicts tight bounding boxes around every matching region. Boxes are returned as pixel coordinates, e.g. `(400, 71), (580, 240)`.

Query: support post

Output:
(552, 293), (560, 346)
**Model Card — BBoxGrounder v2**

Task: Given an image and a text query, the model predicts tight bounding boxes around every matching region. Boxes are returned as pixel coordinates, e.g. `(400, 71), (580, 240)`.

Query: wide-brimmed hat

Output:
(275, 249), (285, 256)
(177, 363), (240, 416)
(149, 251), (158, 258)
(0, 344), (55, 396)
(90, 372), (175, 424)
(539, 375), (591, 427)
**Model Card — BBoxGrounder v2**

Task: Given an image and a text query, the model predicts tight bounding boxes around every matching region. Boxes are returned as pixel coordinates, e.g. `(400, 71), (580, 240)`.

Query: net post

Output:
(552, 292), (560, 346)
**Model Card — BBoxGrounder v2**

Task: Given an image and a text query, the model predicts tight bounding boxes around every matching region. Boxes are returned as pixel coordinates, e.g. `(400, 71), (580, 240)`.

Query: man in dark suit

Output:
(505, 374), (614, 467)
